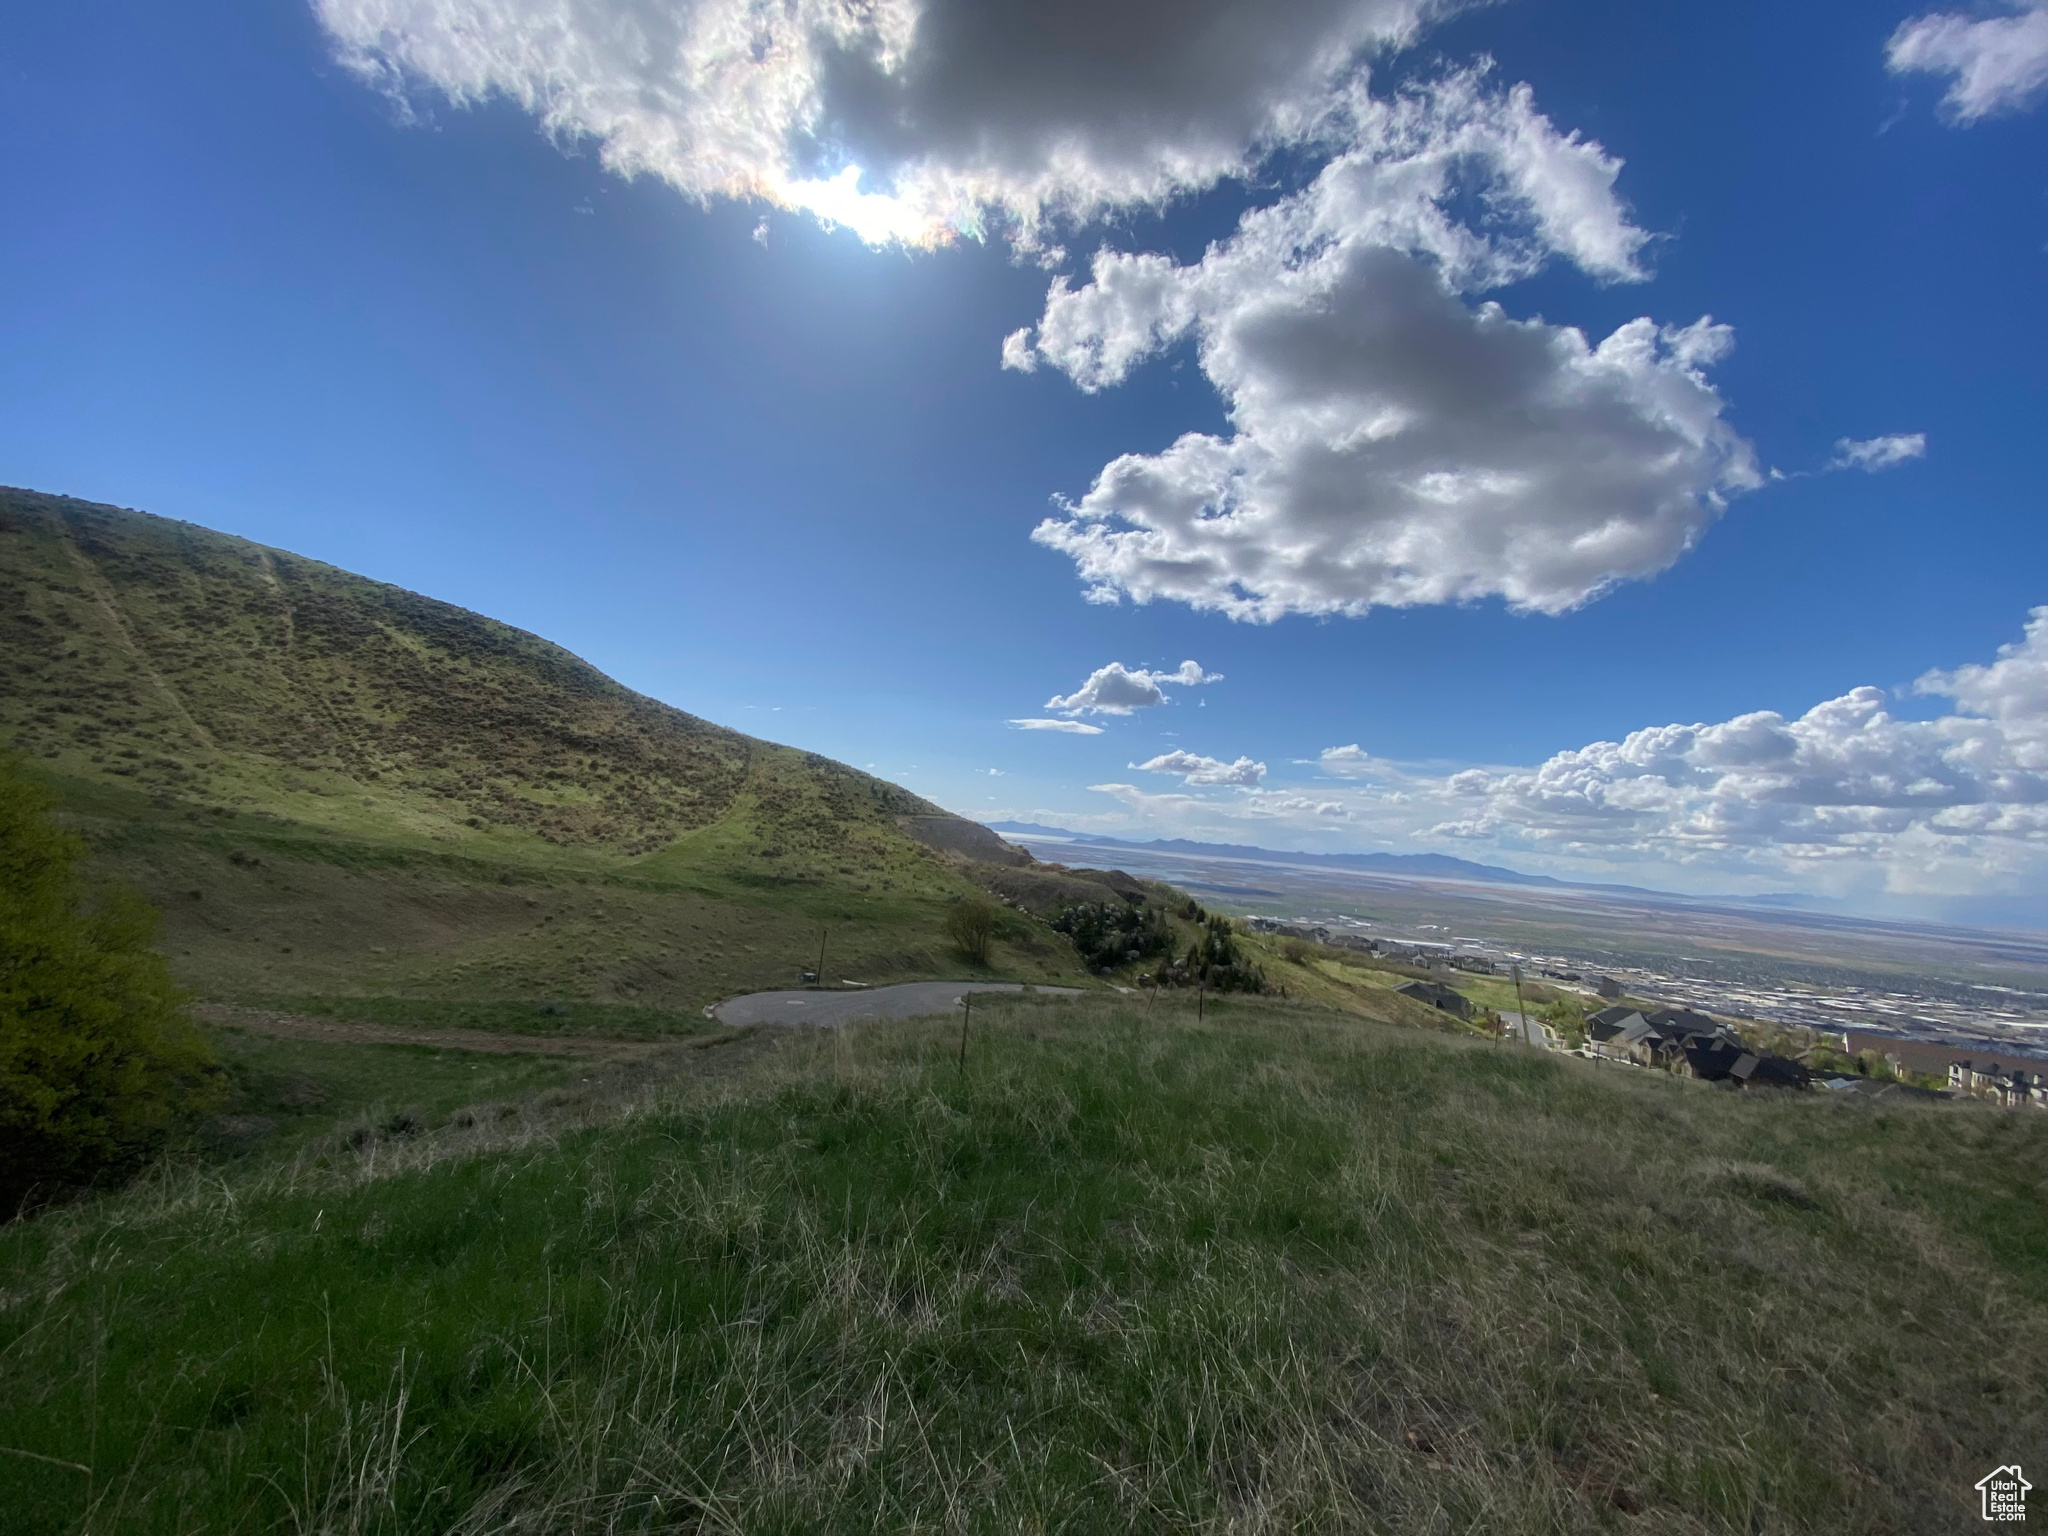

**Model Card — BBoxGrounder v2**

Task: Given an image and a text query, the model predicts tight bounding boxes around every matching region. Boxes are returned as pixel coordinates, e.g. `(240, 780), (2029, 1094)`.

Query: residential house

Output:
(1586, 1006), (1645, 1039)
(1729, 1053), (1810, 1090)
(1643, 1007), (1727, 1039)
(1393, 979), (1473, 1019)
(1675, 1034), (1746, 1080)
(1947, 1060), (2048, 1106)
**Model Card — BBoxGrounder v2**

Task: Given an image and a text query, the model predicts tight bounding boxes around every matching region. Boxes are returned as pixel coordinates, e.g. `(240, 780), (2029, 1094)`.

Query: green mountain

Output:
(0, 487), (1104, 1010)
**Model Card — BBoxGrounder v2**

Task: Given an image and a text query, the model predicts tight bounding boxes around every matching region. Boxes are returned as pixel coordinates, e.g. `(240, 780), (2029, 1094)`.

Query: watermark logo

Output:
(1978, 1465), (2031, 1523)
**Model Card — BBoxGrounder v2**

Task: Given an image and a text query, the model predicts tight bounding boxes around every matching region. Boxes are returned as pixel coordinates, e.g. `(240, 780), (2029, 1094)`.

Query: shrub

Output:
(1151, 915), (1266, 994)
(944, 895), (999, 966)
(0, 758), (221, 1216)
(1051, 899), (1173, 972)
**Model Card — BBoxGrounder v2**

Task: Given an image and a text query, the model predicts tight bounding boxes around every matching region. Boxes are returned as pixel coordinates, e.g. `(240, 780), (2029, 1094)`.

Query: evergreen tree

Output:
(0, 758), (219, 1216)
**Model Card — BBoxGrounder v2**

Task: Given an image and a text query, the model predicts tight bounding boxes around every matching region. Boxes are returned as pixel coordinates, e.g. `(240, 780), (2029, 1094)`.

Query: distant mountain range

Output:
(986, 824), (1604, 891)
(987, 823), (2048, 934)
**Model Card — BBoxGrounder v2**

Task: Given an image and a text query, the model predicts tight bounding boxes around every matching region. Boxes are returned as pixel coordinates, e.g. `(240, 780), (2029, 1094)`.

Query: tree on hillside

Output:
(1150, 915), (1266, 994)
(944, 895), (999, 967)
(1051, 899), (1172, 973)
(0, 757), (220, 1217)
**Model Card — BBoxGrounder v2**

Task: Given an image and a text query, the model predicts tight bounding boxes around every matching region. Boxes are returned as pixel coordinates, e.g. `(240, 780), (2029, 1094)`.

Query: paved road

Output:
(714, 982), (1081, 1029)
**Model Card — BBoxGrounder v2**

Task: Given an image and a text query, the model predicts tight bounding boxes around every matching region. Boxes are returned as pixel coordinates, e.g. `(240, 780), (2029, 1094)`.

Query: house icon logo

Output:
(1979, 1465), (2031, 1522)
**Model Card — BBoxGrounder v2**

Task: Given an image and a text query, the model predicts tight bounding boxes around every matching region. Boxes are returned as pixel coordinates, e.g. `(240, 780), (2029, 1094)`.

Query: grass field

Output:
(4, 991), (2043, 1533)
(200, 1029), (600, 1156)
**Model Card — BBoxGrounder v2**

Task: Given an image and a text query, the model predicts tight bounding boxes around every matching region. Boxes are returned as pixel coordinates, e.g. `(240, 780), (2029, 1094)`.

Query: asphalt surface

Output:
(713, 981), (1081, 1029)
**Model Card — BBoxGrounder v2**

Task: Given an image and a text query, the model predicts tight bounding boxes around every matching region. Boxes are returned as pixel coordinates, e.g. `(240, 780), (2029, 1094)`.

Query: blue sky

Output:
(4, 0), (2046, 914)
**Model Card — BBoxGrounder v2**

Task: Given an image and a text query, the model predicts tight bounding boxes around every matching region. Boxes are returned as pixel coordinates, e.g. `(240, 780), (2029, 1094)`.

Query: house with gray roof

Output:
(1393, 979), (1472, 1019)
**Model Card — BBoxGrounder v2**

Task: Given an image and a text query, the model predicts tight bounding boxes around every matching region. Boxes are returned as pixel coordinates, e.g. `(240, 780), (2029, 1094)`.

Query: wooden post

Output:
(958, 992), (971, 1069)
(1197, 980), (1205, 1023)
(1511, 962), (1528, 1049)
(816, 926), (828, 987)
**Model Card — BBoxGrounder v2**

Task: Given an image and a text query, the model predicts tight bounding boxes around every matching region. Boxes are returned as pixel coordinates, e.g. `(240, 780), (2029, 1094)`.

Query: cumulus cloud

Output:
(1889, 2), (2048, 123)
(1067, 611), (2048, 901)
(1134, 749), (1267, 786)
(1018, 69), (1759, 620)
(1316, 743), (1387, 777)
(1044, 659), (1220, 715)
(1830, 433), (1927, 472)
(1396, 608), (2048, 893)
(1092, 781), (1350, 824)
(1010, 717), (1105, 734)
(316, 0), (1436, 245)
(325, 5), (1770, 619)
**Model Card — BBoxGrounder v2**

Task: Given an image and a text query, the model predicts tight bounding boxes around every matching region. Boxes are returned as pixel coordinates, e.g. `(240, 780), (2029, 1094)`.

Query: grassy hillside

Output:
(3, 991), (2042, 1533)
(0, 488), (1094, 1010)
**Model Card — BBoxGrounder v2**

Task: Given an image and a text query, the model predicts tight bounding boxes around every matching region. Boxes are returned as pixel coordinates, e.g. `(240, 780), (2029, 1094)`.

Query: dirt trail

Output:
(193, 1004), (704, 1058)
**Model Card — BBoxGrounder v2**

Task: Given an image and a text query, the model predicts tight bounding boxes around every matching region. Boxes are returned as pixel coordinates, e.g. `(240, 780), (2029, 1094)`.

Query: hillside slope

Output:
(0, 488), (1091, 1009)
(4, 992), (2041, 1532)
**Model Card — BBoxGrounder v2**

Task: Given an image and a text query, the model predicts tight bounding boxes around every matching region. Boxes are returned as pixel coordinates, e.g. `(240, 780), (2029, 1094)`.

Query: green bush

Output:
(0, 758), (220, 1216)
(1152, 915), (1266, 994)
(1051, 899), (1173, 972)
(944, 895), (999, 966)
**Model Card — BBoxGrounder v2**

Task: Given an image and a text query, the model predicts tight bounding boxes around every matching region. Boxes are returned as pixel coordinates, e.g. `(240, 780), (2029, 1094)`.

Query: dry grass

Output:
(3, 993), (2044, 1532)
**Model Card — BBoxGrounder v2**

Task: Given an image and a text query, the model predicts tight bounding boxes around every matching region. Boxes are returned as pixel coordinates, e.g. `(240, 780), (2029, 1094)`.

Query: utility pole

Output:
(958, 992), (972, 1069)
(1511, 961), (1529, 1048)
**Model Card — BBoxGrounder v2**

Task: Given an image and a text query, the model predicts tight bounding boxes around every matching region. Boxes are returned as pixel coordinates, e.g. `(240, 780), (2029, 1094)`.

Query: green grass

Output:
(4, 993), (2042, 1533)
(198, 1029), (596, 1157)
(262, 996), (719, 1039)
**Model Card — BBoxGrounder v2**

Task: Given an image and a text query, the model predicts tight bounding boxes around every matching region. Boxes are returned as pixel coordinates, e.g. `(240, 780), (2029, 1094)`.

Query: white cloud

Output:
(1889, 2), (2048, 123)
(1830, 433), (1926, 472)
(1060, 610), (2048, 902)
(1044, 659), (1220, 715)
(986, 767), (1005, 775)
(1316, 743), (1386, 777)
(1019, 69), (1759, 621)
(325, 7), (1771, 621)
(1392, 608), (2048, 896)
(1134, 749), (1267, 786)
(315, 0), (1436, 246)
(1009, 717), (1105, 734)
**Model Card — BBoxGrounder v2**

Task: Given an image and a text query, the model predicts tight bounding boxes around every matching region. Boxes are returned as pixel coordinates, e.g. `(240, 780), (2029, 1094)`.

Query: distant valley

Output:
(989, 823), (1599, 890)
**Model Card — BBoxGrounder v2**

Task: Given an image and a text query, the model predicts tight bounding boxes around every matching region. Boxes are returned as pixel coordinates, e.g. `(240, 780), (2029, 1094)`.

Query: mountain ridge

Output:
(0, 487), (1084, 1007)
